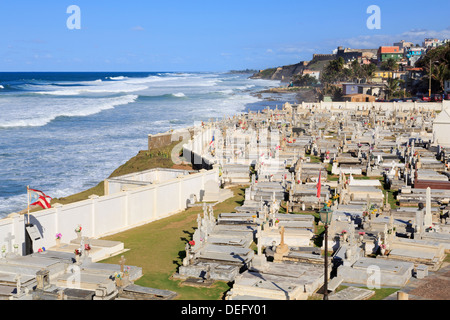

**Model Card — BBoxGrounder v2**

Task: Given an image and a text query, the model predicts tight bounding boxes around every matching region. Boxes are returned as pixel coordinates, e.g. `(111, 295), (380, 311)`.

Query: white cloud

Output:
(131, 26), (145, 31)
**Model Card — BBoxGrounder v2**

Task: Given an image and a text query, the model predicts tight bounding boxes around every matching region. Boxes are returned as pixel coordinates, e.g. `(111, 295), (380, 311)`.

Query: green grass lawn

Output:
(98, 186), (247, 300)
(336, 285), (399, 300)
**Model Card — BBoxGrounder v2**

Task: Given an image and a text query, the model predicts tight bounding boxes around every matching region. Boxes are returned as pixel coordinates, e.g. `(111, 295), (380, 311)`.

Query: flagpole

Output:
(317, 170), (321, 210)
(26, 185), (30, 224)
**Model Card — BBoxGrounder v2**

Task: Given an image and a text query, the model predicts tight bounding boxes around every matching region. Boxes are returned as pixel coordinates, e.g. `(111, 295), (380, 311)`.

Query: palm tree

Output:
(385, 77), (402, 99)
(362, 63), (376, 82)
(381, 58), (399, 72)
(432, 63), (450, 93)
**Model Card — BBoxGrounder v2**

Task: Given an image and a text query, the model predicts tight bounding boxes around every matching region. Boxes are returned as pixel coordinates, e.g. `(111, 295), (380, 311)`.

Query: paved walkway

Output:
(384, 262), (450, 300)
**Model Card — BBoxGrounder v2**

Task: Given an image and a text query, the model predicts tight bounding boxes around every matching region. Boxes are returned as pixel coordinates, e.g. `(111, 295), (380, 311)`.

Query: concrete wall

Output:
(0, 168), (218, 255)
(299, 101), (445, 111)
(105, 168), (192, 194)
(148, 127), (193, 150)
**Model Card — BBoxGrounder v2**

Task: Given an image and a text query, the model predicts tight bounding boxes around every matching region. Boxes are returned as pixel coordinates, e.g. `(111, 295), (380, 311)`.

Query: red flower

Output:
(189, 240), (195, 246)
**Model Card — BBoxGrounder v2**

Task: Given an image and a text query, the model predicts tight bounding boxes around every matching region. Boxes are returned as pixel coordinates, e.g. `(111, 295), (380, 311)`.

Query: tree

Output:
(381, 58), (399, 71)
(384, 77), (403, 99)
(292, 74), (318, 87)
(431, 62), (449, 93)
(362, 63), (377, 81)
(321, 57), (346, 84)
(416, 43), (450, 93)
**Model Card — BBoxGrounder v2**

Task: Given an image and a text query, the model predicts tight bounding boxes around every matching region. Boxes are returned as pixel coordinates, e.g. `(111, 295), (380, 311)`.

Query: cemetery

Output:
(0, 100), (450, 300)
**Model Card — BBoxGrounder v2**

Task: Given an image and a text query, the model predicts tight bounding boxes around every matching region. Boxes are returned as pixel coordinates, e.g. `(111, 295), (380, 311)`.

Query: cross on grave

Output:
(256, 225), (262, 256)
(119, 255), (126, 273)
(15, 274), (22, 295)
(4, 232), (15, 253)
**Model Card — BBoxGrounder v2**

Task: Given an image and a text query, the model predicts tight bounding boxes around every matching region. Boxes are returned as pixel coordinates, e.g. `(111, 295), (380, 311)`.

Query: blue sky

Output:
(1, 0), (449, 72)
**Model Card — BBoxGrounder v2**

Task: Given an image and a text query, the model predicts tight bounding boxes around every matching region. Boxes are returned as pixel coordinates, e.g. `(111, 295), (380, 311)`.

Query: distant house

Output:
(302, 69), (321, 80)
(335, 46), (378, 63)
(342, 83), (359, 95)
(423, 38), (440, 48)
(343, 94), (376, 102)
(406, 47), (425, 66)
(374, 71), (394, 79)
(394, 40), (414, 52)
(378, 46), (403, 62)
(356, 84), (383, 96)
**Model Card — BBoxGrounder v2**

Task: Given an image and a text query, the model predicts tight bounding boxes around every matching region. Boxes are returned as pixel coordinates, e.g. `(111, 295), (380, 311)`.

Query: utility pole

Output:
(429, 59), (432, 98)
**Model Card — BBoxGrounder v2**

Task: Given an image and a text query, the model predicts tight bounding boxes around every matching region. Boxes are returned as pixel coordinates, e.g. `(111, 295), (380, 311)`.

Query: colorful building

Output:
(377, 46), (403, 62)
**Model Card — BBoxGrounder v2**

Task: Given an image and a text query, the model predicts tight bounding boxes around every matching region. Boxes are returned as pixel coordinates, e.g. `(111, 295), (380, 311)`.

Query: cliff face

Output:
(250, 62), (307, 82)
(250, 56), (336, 82)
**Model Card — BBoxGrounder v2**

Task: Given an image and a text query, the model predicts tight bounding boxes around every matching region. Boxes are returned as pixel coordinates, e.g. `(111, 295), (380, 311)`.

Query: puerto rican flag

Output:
(316, 170), (322, 199)
(29, 187), (52, 209)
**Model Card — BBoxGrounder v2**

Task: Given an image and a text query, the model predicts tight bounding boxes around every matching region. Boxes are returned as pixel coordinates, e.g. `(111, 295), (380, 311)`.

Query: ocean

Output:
(0, 71), (295, 218)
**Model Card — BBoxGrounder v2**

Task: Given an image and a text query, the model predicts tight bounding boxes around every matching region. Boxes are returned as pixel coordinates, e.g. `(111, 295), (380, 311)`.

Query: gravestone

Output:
(424, 187), (433, 228)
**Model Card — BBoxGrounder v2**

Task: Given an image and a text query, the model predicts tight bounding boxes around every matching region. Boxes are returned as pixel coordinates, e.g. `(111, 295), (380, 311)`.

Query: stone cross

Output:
(119, 255), (126, 273)
(416, 203), (424, 234)
(387, 212), (395, 244)
(256, 225), (262, 256)
(15, 274), (22, 295)
(279, 226), (286, 247)
(349, 221), (355, 246)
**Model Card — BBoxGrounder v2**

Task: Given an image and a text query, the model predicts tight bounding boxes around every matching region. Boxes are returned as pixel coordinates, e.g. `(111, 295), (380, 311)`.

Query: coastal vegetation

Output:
(416, 42), (450, 93)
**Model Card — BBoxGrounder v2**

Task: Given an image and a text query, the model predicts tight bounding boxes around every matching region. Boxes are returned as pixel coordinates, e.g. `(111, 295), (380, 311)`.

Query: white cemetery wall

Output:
(127, 187), (156, 226)
(155, 182), (182, 216)
(0, 215), (25, 255)
(0, 168), (219, 254)
(58, 199), (94, 239)
(94, 193), (128, 236)
(309, 101), (443, 112)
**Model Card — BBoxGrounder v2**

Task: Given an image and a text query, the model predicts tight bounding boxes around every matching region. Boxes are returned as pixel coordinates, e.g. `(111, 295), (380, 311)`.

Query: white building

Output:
(445, 80), (450, 94)
(433, 108), (450, 147)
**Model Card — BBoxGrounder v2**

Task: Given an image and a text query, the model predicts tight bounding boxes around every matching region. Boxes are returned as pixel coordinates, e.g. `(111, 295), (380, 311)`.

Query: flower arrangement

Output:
(358, 232), (365, 236)
(56, 233), (62, 240)
(38, 247), (46, 253)
(188, 240), (195, 246)
(84, 244), (91, 251)
(275, 219), (280, 224)
(74, 249), (81, 256)
(113, 267), (130, 280)
(1, 245), (6, 253)
(341, 230), (347, 234)
(75, 225), (82, 233)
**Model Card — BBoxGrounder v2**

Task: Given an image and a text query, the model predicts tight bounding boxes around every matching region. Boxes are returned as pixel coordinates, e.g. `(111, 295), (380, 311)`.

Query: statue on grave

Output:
(274, 226), (289, 262)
